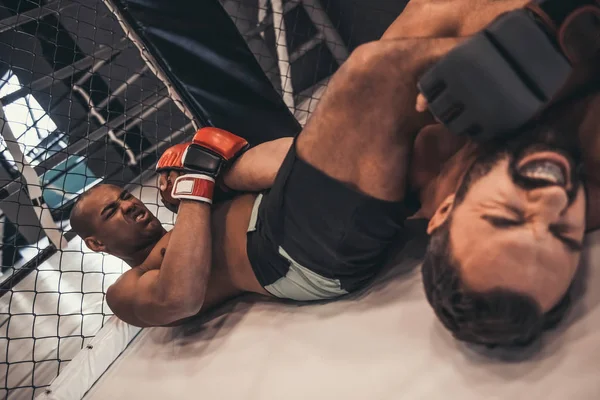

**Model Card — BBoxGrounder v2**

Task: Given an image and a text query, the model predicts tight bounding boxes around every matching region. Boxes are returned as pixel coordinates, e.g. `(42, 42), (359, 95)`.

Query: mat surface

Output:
(83, 223), (600, 399)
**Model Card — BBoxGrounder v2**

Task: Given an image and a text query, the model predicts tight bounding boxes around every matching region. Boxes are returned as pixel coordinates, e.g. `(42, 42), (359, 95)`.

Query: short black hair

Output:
(422, 219), (572, 348)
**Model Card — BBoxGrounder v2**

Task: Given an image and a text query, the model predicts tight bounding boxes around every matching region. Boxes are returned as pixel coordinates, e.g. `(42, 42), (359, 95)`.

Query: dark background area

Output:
(0, 0), (190, 183)
(223, 0), (408, 98)
(322, 0), (409, 48)
(0, 0), (191, 269)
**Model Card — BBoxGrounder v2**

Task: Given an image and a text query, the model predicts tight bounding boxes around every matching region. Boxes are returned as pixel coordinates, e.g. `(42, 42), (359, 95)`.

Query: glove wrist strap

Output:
(171, 174), (215, 205)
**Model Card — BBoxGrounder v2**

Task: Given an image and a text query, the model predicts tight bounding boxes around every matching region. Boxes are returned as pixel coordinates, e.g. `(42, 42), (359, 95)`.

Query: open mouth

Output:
(517, 152), (571, 188)
(132, 209), (147, 223)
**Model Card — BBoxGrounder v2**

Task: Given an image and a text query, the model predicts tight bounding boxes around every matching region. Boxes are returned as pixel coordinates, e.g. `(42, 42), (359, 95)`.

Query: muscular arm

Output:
(382, 0), (527, 40)
(107, 201), (212, 327)
(221, 137), (292, 191)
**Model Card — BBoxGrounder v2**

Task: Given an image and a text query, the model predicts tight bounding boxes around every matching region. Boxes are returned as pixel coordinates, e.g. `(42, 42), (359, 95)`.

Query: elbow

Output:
(175, 300), (204, 320)
(160, 292), (205, 321)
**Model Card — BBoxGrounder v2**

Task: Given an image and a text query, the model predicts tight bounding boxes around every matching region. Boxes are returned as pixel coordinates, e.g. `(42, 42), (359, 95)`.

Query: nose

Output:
(526, 185), (569, 223)
(120, 198), (137, 216)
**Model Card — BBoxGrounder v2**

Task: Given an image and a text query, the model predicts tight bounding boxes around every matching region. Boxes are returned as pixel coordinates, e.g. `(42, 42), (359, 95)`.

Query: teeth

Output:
(519, 161), (565, 185)
(135, 213), (144, 221)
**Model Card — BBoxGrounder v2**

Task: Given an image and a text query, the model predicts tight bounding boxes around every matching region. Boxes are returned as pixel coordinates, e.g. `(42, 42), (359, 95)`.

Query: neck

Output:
(417, 141), (480, 219)
(121, 229), (167, 267)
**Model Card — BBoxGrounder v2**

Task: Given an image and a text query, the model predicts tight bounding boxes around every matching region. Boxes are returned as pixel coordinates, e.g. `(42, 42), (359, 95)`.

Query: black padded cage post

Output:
(103, 0), (302, 145)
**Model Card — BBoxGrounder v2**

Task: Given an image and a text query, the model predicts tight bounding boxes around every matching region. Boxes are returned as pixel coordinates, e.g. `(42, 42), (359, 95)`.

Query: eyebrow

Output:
(481, 215), (583, 253)
(100, 190), (128, 217)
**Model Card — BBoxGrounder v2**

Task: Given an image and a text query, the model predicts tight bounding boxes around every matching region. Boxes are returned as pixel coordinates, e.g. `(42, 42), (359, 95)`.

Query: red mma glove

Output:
(156, 128), (248, 211)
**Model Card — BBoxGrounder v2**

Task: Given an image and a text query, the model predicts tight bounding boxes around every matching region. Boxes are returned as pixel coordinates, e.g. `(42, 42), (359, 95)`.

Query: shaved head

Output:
(69, 184), (164, 260)
(70, 185), (107, 239)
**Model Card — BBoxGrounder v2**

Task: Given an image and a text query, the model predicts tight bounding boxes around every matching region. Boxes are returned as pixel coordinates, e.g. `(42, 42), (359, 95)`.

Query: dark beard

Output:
(454, 124), (584, 205)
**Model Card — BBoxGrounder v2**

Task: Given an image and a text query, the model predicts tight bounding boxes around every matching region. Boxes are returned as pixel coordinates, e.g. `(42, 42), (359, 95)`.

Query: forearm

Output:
(221, 137), (293, 191)
(157, 200), (212, 314)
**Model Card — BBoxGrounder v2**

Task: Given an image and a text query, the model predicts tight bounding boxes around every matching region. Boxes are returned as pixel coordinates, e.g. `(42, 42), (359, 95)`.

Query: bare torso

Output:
(131, 194), (268, 317)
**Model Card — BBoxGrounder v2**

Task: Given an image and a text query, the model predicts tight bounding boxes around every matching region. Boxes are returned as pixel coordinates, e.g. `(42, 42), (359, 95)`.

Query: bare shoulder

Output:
(105, 267), (150, 326)
(105, 233), (172, 326)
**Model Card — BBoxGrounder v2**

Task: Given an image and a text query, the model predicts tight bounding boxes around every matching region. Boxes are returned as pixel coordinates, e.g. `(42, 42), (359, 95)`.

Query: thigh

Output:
(295, 38), (462, 202)
(251, 140), (418, 295)
(382, 0), (528, 40)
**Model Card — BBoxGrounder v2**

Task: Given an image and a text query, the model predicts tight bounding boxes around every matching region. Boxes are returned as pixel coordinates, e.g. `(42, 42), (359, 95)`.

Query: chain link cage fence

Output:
(0, 0), (407, 398)
(0, 0), (192, 398)
(222, 0), (406, 124)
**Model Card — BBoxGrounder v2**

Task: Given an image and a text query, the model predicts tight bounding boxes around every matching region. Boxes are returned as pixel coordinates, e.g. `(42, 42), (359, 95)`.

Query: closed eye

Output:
(103, 206), (117, 220)
(481, 215), (524, 227)
(101, 190), (130, 219)
(550, 225), (583, 253)
(482, 216), (583, 253)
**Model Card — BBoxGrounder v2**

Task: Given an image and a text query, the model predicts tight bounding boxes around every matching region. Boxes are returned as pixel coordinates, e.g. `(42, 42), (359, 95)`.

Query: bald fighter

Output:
(71, 0), (600, 348)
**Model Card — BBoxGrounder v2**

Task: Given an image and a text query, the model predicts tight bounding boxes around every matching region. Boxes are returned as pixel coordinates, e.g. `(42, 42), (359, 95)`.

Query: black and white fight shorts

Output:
(246, 140), (419, 301)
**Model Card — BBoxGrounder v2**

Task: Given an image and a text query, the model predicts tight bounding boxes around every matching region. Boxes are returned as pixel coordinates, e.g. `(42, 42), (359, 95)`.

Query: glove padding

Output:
(156, 127), (248, 210)
(418, 0), (600, 141)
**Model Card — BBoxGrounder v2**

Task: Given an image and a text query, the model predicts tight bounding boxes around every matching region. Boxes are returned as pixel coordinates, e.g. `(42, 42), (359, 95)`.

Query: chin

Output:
(147, 218), (165, 236)
(149, 216), (162, 228)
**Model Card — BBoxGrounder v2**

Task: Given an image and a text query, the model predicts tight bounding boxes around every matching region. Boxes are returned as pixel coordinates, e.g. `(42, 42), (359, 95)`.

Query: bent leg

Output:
(245, 38), (464, 300)
(296, 37), (463, 202)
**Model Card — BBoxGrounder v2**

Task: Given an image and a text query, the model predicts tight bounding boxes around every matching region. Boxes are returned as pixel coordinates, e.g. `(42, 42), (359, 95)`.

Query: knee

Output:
(340, 42), (402, 89)
(329, 40), (430, 103)
(344, 40), (424, 80)
(345, 42), (393, 76)
(382, 1), (460, 39)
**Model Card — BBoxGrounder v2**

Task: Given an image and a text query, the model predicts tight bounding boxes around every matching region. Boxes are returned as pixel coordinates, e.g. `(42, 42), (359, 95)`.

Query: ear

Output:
(427, 194), (455, 235)
(85, 237), (106, 253)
